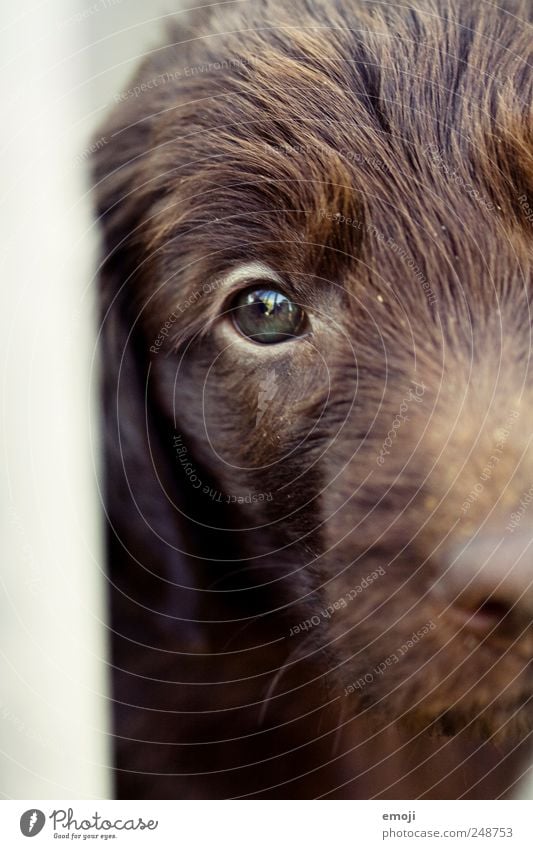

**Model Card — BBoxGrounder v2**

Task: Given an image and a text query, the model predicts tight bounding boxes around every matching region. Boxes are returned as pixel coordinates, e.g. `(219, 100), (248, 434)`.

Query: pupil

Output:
(233, 286), (305, 344)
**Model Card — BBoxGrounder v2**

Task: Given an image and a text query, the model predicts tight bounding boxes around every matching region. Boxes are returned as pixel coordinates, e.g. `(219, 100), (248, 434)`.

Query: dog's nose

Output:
(438, 532), (533, 637)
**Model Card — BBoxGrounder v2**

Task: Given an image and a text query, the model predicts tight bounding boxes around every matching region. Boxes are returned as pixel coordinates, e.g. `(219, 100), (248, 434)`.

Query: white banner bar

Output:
(1, 800), (532, 848)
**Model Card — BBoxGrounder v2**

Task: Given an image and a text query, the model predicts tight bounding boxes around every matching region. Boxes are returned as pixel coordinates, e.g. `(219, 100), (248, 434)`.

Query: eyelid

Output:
(218, 262), (285, 292)
(207, 262), (290, 327)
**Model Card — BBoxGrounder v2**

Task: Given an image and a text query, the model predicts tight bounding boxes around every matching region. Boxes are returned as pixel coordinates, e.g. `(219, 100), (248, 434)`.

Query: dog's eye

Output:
(231, 287), (307, 344)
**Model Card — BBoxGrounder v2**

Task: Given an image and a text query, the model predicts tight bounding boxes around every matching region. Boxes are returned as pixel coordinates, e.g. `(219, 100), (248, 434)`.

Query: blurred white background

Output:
(0, 0), (179, 799)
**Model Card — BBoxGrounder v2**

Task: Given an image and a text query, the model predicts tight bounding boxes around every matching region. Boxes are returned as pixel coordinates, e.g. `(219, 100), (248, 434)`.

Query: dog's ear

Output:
(91, 54), (166, 303)
(91, 6), (212, 279)
(90, 54), (209, 644)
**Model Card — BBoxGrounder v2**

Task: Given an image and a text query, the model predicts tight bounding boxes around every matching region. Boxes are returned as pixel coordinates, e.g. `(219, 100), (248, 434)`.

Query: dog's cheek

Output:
(153, 336), (329, 470)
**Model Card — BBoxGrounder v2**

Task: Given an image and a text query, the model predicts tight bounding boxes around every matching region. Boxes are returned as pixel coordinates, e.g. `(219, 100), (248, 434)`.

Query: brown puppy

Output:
(92, 0), (533, 798)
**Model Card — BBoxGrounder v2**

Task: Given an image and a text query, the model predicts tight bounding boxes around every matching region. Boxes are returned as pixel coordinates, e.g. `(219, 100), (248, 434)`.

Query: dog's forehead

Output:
(144, 0), (533, 325)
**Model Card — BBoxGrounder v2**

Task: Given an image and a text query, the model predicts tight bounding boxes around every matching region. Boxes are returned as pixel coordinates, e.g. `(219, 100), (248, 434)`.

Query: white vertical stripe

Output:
(0, 0), (110, 798)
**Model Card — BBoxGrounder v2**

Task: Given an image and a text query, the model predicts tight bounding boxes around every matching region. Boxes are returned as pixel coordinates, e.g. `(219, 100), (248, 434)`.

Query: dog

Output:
(92, 0), (533, 798)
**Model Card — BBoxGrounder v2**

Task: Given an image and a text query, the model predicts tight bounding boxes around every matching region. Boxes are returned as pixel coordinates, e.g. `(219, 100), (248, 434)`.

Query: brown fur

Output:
(92, 0), (533, 798)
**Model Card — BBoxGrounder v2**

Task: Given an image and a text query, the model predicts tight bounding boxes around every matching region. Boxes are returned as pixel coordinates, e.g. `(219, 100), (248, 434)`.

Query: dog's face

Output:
(95, 0), (533, 744)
